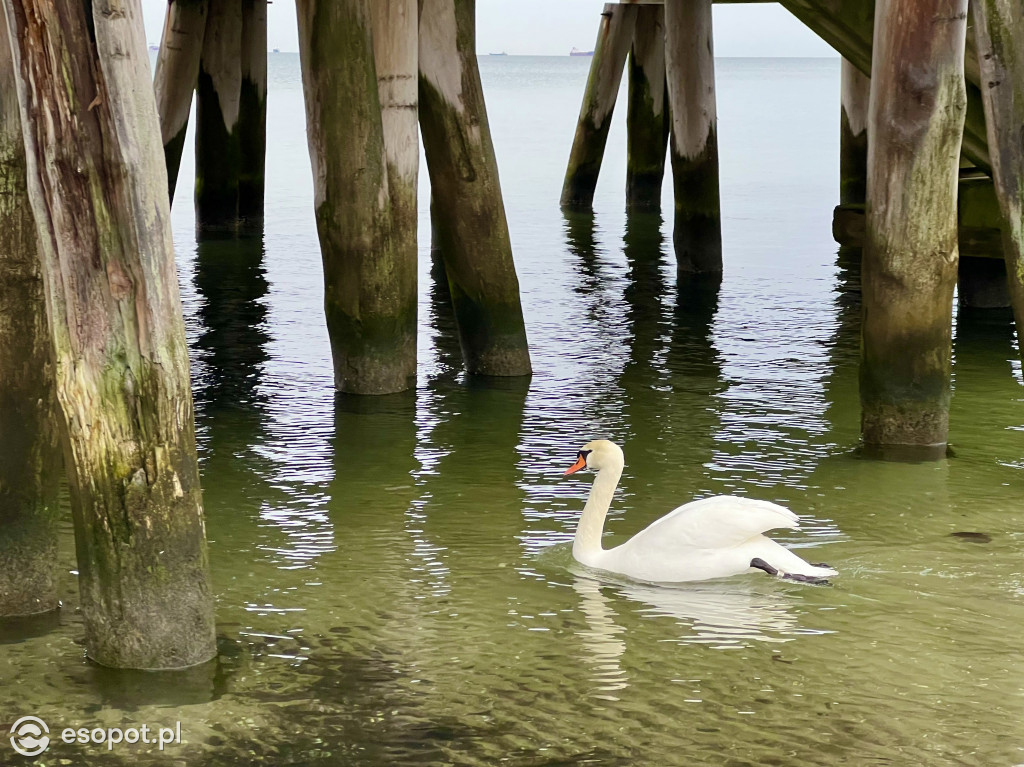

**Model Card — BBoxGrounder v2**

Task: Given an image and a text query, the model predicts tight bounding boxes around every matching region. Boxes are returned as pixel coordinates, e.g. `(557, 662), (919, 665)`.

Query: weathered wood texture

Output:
(297, 0), (416, 393)
(626, 4), (669, 211)
(974, 0), (1024, 351)
(839, 57), (868, 206)
(665, 0), (722, 273)
(419, 0), (532, 376)
(154, 0), (208, 202)
(195, 0), (267, 235)
(238, 0), (267, 225)
(835, 172), (1009, 255)
(860, 0), (968, 451)
(780, 0), (990, 172)
(0, 8), (61, 617)
(372, 0), (419, 377)
(561, 3), (637, 209)
(2, 0), (216, 667)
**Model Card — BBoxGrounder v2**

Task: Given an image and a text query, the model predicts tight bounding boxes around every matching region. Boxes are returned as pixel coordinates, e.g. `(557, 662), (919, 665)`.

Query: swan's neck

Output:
(573, 461), (623, 564)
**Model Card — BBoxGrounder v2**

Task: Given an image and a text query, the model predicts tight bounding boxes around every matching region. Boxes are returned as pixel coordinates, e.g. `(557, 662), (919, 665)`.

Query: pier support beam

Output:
(3, 0), (217, 667)
(0, 9), (60, 617)
(297, 0), (416, 393)
(419, 0), (532, 377)
(780, 0), (991, 173)
(560, 3), (637, 210)
(860, 0), (967, 453)
(973, 1), (1024, 354)
(840, 58), (869, 207)
(195, 0), (267, 236)
(238, 0), (267, 228)
(665, 0), (722, 273)
(371, 0), (418, 353)
(626, 5), (669, 211)
(833, 57), (870, 246)
(154, 0), (208, 202)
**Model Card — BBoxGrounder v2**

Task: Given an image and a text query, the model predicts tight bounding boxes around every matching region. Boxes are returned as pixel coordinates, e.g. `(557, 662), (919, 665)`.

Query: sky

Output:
(139, 1), (837, 58)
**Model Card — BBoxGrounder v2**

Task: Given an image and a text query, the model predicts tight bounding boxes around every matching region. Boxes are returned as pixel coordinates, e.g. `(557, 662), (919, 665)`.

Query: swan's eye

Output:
(564, 449), (593, 476)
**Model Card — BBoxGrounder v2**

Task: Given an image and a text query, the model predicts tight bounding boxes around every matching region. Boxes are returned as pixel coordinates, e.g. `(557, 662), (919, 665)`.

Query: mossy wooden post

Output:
(560, 3), (637, 209)
(297, 0), (416, 393)
(418, 0), (532, 376)
(973, 1), (1024, 352)
(371, 0), (418, 366)
(626, 5), (669, 211)
(665, 0), (722, 273)
(0, 9), (61, 617)
(195, 0), (267, 235)
(3, 0), (217, 667)
(840, 57), (869, 206)
(860, 0), (967, 453)
(238, 0), (267, 226)
(154, 0), (208, 202)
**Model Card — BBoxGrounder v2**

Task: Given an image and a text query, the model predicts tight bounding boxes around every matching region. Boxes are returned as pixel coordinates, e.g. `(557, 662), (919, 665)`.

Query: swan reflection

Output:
(572, 568), (811, 696)
(572, 575), (629, 700)
(616, 579), (801, 646)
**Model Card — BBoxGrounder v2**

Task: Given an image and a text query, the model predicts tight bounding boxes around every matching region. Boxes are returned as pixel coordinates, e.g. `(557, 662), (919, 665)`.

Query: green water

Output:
(4, 57), (1024, 766)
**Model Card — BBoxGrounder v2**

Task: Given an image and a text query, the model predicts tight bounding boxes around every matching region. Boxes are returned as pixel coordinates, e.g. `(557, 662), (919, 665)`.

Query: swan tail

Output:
(748, 540), (838, 581)
(777, 562), (838, 581)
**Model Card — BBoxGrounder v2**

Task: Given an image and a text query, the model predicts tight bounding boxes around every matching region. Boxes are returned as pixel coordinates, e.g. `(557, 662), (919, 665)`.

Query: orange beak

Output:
(564, 455), (587, 475)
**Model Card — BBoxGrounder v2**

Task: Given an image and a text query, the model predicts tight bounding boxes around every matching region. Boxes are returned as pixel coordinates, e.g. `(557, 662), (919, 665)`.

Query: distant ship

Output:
(570, 48), (594, 57)
(273, 48), (280, 53)
(148, 44), (159, 52)
(489, 52), (508, 56)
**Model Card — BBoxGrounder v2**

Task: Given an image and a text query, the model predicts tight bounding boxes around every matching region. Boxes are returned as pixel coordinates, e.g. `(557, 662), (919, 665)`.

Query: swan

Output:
(563, 440), (837, 584)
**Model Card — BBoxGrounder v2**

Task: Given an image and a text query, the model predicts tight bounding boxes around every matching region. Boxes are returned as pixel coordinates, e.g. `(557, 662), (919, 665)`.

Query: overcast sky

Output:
(139, 1), (837, 58)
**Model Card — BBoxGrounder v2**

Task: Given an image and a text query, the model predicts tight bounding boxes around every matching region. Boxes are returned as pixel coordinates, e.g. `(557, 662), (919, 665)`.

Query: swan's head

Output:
(564, 440), (623, 475)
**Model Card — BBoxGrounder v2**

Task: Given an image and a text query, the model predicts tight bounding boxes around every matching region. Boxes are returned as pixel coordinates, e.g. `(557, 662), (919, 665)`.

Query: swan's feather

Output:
(597, 496), (831, 582)
(634, 495), (799, 550)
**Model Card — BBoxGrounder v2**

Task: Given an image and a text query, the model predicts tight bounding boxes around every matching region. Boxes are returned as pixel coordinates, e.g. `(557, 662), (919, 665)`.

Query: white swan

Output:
(563, 440), (837, 583)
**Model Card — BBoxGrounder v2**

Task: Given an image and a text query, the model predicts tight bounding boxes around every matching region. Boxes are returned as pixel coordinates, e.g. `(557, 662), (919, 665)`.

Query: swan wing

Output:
(633, 495), (800, 550)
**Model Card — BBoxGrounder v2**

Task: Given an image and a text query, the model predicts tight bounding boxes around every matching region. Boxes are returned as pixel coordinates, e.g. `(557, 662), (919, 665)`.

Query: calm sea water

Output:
(4, 55), (1024, 767)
